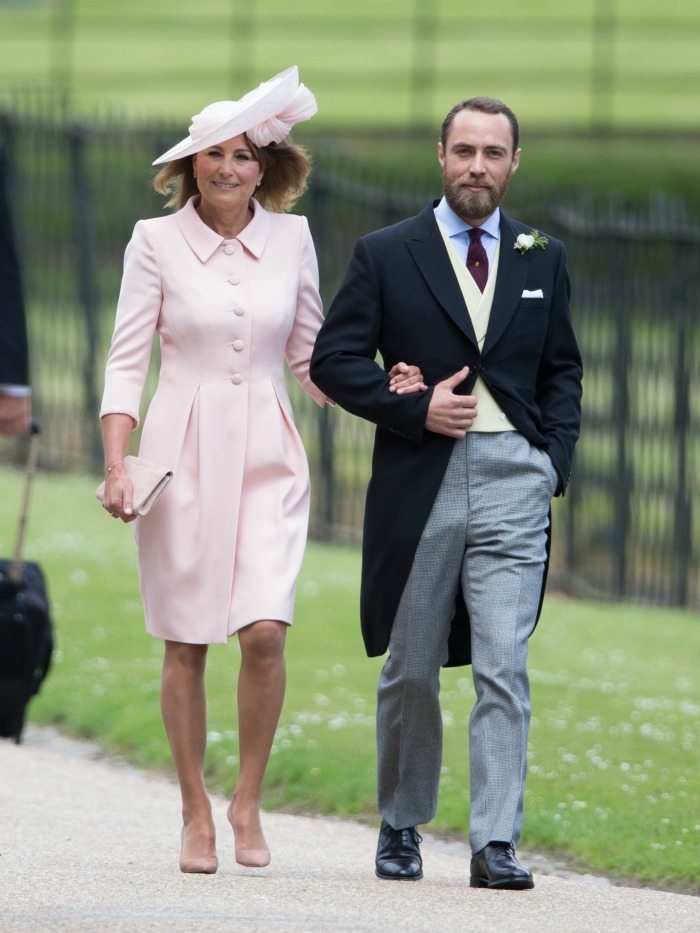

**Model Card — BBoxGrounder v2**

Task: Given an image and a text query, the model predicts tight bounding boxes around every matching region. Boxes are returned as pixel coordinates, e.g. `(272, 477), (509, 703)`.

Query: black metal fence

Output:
(1, 100), (699, 611)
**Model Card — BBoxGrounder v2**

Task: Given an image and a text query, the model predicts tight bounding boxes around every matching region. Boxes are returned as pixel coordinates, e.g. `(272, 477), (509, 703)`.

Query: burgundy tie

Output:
(467, 227), (488, 292)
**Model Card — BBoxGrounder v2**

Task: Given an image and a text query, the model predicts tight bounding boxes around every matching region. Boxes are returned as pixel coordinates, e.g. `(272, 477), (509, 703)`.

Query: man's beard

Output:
(443, 172), (510, 221)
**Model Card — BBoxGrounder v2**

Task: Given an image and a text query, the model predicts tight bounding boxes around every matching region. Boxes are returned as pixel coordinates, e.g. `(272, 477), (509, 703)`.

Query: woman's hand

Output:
(102, 462), (137, 523)
(101, 413), (138, 523)
(388, 362), (427, 395)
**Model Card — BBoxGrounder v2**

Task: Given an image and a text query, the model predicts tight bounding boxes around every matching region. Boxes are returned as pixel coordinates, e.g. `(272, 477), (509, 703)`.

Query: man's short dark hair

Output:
(440, 97), (520, 154)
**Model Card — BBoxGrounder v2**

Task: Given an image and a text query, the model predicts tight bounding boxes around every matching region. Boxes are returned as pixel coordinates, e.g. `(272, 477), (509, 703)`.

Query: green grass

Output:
(1, 0), (700, 130)
(1, 466), (698, 892)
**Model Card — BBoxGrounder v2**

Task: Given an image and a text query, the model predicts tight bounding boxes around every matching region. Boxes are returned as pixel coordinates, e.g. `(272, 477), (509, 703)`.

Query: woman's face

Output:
(192, 134), (262, 213)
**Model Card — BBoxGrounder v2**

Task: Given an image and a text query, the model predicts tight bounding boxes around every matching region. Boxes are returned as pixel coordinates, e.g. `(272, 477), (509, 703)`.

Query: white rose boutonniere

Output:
(514, 229), (548, 254)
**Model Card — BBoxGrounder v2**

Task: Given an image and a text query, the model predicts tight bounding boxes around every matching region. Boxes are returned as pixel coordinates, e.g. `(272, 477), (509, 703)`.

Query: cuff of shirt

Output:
(0, 384), (32, 397)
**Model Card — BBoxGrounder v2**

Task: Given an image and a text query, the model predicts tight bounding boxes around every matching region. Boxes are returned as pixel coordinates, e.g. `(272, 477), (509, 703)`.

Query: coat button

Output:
(232, 340), (244, 351)
(231, 374), (243, 385)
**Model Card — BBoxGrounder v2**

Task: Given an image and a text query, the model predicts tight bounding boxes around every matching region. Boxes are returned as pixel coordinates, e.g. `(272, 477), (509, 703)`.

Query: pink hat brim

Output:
(152, 66), (310, 165)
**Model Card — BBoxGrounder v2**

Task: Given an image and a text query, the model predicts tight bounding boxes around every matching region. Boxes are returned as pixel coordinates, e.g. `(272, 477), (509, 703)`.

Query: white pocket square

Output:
(522, 289), (544, 298)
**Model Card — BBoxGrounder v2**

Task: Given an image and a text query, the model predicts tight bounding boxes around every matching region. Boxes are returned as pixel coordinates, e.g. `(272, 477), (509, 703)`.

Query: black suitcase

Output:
(0, 420), (54, 743)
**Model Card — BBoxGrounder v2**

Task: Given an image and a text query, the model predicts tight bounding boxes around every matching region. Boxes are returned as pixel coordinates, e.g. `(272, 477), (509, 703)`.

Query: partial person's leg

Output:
(228, 618), (287, 866)
(377, 439), (468, 831)
(462, 433), (556, 855)
(160, 640), (218, 873)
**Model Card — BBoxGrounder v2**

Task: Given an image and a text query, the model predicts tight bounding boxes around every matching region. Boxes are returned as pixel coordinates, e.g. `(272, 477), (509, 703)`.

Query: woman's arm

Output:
(99, 220), (162, 522)
(101, 221), (162, 426)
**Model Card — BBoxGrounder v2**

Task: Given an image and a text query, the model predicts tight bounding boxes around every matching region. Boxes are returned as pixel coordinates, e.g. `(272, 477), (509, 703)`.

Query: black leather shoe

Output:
(375, 819), (423, 880)
(470, 841), (534, 890)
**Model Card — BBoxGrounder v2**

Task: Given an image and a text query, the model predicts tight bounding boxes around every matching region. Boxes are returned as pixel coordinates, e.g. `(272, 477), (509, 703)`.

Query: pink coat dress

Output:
(100, 196), (328, 644)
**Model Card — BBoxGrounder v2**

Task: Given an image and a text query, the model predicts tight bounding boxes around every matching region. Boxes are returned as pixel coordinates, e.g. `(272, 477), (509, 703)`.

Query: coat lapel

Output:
(176, 196), (223, 262)
(405, 205), (479, 349)
(482, 212), (531, 355)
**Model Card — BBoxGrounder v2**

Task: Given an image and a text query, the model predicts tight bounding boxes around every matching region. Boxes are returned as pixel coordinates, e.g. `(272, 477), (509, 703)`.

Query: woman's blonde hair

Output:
(152, 135), (312, 213)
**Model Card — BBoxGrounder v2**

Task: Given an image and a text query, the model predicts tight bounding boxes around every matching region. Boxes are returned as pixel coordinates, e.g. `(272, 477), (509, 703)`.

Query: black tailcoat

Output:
(310, 203), (582, 666)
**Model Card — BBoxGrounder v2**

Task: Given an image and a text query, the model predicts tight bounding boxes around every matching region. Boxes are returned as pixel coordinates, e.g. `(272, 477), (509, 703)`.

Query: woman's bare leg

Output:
(228, 619), (287, 866)
(161, 640), (218, 873)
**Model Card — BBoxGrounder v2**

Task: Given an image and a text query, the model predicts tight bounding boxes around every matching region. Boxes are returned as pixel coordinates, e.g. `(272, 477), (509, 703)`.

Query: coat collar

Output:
(175, 195), (271, 262)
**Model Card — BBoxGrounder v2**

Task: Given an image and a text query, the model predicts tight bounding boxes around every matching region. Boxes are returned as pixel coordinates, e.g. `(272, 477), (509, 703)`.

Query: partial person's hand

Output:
(0, 395), (31, 436)
(424, 366), (478, 437)
(388, 362), (427, 395)
(102, 462), (137, 523)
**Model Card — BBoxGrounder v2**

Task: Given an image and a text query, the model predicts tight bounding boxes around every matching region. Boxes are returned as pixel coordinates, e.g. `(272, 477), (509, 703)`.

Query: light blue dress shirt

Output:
(433, 197), (501, 268)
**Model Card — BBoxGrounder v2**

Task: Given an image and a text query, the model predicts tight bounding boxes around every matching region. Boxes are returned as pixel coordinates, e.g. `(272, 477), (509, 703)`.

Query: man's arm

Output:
(535, 241), (583, 493)
(311, 236), (434, 442)
(0, 144), (31, 434)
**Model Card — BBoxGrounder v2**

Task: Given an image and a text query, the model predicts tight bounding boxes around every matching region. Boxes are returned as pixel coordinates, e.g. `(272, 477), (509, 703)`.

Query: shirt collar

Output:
(434, 196), (501, 241)
(176, 195), (270, 262)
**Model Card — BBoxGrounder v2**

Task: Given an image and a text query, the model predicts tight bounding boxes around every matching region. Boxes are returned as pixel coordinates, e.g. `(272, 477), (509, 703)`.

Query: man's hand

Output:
(425, 366), (478, 437)
(0, 394), (31, 436)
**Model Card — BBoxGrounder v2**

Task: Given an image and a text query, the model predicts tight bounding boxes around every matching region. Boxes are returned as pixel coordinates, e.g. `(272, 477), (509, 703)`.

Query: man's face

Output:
(438, 109), (520, 226)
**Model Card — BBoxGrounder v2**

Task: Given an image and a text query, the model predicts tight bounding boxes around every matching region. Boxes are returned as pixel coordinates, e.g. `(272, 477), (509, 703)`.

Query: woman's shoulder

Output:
(127, 211), (183, 252)
(255, 205), (311, 248)
(266, 209), (308, 228)
(134, 211), (180, 234)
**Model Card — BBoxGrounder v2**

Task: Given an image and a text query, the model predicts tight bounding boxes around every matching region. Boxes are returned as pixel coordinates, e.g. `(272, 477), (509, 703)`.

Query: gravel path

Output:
(1, 728), (698, 932)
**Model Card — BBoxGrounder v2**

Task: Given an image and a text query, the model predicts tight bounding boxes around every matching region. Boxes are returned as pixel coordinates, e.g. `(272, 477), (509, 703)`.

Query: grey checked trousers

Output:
(376, 431), (558, 853)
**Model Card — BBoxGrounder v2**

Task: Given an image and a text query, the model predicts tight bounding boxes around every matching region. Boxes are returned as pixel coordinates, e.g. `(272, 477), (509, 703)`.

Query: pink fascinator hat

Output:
(152, 66), (317, 165)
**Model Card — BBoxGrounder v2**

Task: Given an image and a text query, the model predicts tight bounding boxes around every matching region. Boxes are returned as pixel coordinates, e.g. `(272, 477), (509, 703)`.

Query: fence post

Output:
(673, 304), (692, 606)
(611, 248), (631, 598)
(67, 124), (103, 471)
(317, 404), (335, 541)
(304, 168), (336, 540)
(564, 455), (578, 595)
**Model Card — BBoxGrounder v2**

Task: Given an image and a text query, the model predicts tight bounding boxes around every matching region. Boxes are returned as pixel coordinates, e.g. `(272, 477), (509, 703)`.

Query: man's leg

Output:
(461, 433), (556, 882)
(377, 439), (468, 831)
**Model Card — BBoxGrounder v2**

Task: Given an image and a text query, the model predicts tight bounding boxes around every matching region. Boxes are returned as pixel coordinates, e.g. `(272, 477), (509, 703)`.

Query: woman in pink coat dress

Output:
(100, 68), (425, 875)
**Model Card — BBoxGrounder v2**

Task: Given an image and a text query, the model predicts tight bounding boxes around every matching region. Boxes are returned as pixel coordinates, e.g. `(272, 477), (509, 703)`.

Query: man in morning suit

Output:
(0, 143), (31, 436)
(310, 97), (582, 889)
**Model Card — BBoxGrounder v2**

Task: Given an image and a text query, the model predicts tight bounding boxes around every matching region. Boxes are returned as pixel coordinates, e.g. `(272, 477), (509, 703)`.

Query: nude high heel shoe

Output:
(235, 845), (271, 868)
(228, 800), (271, 868)
(179, 827), (219, 874)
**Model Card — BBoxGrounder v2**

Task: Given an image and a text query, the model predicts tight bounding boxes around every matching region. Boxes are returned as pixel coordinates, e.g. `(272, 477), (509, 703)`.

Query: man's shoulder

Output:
(360, 202), (437, 247)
